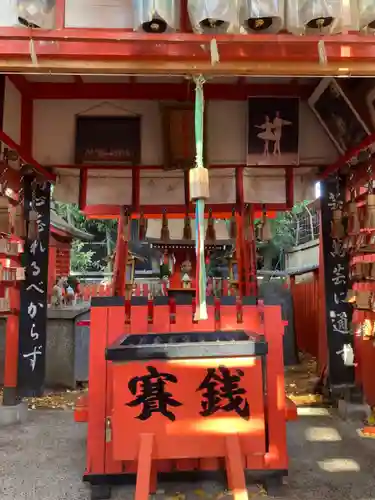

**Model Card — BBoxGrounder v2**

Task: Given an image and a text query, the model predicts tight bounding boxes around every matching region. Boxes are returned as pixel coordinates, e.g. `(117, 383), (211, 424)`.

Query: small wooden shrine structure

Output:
(3, 0), (375, 499)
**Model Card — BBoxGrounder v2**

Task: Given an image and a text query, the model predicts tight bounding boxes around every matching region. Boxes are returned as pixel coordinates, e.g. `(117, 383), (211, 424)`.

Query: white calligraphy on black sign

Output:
(330, 310), (350, 335)
(23, 191), (47, 373)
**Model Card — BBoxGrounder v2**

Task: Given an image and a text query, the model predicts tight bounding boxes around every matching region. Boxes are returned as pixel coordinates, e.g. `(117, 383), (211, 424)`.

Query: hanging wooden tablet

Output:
(356, 232), (367, 251)
(160, 211), (169, 241)
(331, 209), (345, 240)
(352, 263), (363, 280)
(183, 213), (192, 240)
(205, 209), (215, 242)
(365, 193), (375, 230)
(363, 262), (372, 280)
(357, 291), (371, 310)
(229, 208), (237, 240)
(370, 263), (375, 280)
(0, 197), (9, 234)
(139, 212), (146, 241)
(8, 204), (25, 238)
(347, 201), (360, 242)
(27, 208), (38, 241)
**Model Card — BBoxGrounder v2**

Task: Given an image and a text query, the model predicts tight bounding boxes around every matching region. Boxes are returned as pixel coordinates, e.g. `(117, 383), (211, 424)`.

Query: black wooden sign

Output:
(320, 177), (355, 389)
(75, 115), (141, 164)
(18, 179), (50, 397)
(309, 79), (369, 155)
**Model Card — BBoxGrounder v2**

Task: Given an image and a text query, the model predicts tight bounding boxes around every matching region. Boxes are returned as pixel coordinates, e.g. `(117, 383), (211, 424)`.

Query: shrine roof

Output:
(50, 210), (94, 241)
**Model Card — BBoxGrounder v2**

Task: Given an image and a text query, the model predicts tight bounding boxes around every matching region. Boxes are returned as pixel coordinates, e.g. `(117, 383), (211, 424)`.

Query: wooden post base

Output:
(135, 433), (155, 500)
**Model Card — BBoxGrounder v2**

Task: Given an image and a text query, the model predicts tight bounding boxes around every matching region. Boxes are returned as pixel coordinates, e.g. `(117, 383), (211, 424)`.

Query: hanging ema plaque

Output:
(18, 178), (50, 396)
(320, 176), (355, 389)
(75, 116), (141, 165)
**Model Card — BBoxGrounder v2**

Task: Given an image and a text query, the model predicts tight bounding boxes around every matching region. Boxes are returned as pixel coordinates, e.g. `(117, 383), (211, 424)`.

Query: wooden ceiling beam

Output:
(0, 30), (374, 76)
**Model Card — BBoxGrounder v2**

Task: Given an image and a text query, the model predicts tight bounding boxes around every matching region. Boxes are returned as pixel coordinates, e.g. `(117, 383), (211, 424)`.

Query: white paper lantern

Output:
(286, 0), (344, 34)
(187, 0), (241, 33)
(240, 0), (284, 33)
(17, 0), (55, 28)
(358, 0), (375, 30)
(133, 0), (179, 33)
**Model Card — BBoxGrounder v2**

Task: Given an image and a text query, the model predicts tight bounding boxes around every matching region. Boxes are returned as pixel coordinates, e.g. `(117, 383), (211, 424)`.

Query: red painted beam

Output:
(0, 28), (373, 45)
(29, 82), (311, 100)
(0, 130), (55, 182)
(55, 0), (66, 30)
(0, 30), (375, 63)
(319, 133), (375, 180)
(51, 163), (300, 171)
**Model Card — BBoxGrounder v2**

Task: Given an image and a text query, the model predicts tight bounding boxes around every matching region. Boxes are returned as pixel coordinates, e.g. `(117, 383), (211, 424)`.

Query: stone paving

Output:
(1, 407), (375, 499)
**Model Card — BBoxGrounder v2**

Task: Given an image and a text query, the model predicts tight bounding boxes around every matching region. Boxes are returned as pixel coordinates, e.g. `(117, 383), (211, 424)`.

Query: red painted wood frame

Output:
(2, 27), (375, 71)
(76, 165), (293, 217)
(85, 297), (290, 492)
(13, 80), (314, 100)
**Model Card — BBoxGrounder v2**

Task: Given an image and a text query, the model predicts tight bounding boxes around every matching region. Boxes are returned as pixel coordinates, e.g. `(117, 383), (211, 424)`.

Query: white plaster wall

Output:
(207, 100), (337, 166)
(0, 0), (18, 27)
(33, 99), (163, 166)
(3, 77), (21, 144)
(34, 99), (336, 205)
(0, 0), (55, 28)
(65, 0), (133, 29)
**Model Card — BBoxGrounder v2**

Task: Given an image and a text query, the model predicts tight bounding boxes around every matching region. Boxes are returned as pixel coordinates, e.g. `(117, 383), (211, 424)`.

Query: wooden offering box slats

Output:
(79, 296), (294, 500)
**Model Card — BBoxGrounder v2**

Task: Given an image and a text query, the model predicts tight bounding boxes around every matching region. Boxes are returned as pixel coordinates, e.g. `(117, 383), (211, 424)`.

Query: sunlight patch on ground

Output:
(317, 458), (360, 472)
(305, 426), (342, 442)
(297, 407), (331, 417)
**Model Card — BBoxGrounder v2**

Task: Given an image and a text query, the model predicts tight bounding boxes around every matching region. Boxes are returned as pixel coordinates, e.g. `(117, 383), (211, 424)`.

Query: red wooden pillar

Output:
(112, 208), (130, 297)
(247, 205), (258, 297)
(235, 213), (242, 296)
(235, 167), (245, 297)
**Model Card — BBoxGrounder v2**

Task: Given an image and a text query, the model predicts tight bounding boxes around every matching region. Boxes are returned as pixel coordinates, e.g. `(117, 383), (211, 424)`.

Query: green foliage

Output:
(70, 240), (96, 273)
(54, 202), (118, 274)
(53, 202), (87, 230)
(255, 200), (313, 266)
(54, 202), (118, 234)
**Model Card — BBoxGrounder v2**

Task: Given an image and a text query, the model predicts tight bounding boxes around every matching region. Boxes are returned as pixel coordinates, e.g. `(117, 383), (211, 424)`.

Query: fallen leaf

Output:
(194, 489), (211, 498)
(166, 494), (185, 500)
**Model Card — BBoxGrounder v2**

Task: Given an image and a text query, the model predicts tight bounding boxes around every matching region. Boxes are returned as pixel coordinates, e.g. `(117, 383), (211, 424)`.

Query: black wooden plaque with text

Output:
(18, 179), (50, 396)
(320, 177), (355, 389)
(75, 115), (141, 164)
